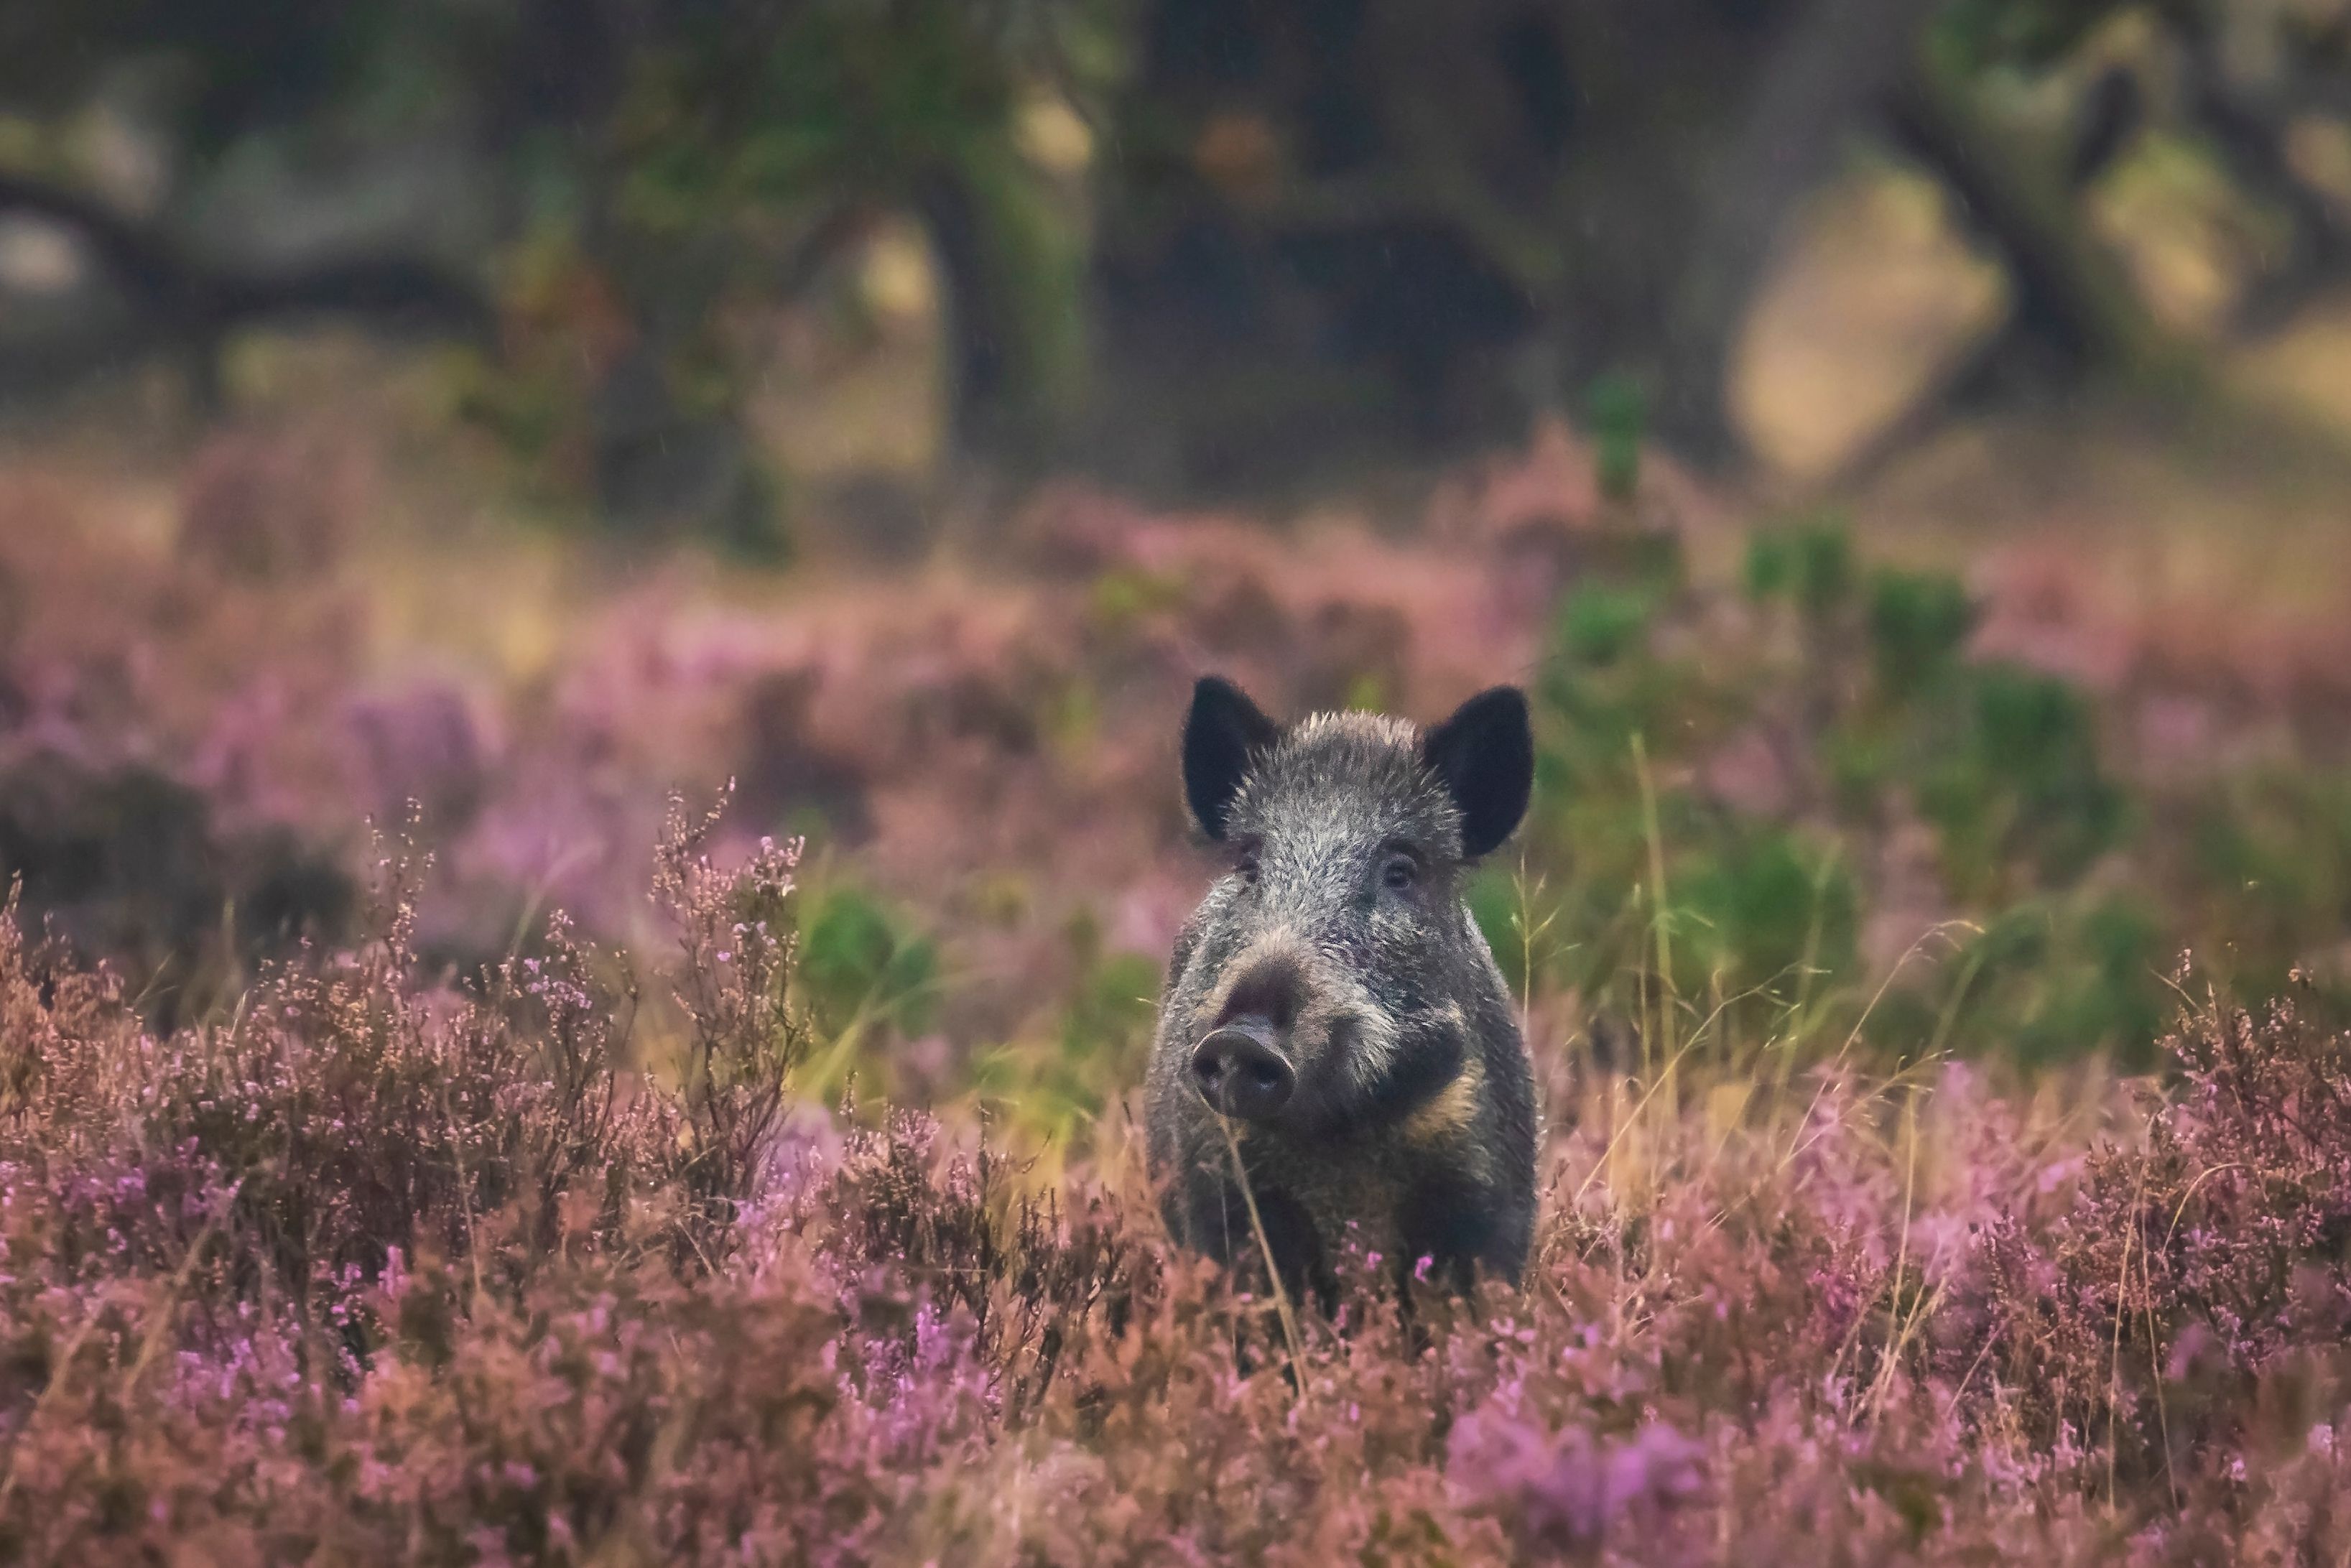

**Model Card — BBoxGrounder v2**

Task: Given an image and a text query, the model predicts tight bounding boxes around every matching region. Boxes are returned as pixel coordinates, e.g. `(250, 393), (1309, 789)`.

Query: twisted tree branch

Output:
(0, 170), (493, 402)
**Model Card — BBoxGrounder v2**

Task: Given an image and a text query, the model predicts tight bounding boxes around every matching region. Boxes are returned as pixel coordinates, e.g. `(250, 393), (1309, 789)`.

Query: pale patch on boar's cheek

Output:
(1342, 1013), (1401, 1094)
(1305, 959), (1399, 1093)
(1349, 996), (1462, 1109)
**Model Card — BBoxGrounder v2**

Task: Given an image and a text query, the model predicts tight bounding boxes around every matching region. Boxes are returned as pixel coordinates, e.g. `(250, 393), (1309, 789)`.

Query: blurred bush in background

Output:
(0, 0), (2350, 1189)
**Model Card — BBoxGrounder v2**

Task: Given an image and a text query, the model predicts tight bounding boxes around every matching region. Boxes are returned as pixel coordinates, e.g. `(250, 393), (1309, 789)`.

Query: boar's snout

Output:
(1191, 946), (1311, 1120)
(1190, 1021), (1295, 1120)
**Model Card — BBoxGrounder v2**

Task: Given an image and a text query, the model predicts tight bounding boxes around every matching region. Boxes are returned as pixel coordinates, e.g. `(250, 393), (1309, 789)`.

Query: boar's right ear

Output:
(1424, 686), (1534, 859)
(1183, 676), (1279, 840)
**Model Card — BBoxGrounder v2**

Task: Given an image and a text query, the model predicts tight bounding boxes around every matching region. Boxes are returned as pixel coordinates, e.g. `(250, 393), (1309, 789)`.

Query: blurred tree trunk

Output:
(1099, 0), (1952, 479)
(1655, 0), (1949, 458)
(916, 154), (1089, 475)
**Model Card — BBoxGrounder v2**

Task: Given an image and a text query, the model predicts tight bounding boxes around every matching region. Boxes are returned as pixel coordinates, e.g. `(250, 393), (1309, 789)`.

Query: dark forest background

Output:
(8, 0), (2347, 513)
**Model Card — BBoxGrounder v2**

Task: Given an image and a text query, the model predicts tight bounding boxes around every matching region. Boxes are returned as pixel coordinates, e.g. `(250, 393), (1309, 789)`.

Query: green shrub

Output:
(1586, 373), (1646, 503)
(795, 883), (937, 1037)
(1867, 569), (1973, 697)
(1514, 516), (2172, 1062)
(1745, 516), (1855, 622)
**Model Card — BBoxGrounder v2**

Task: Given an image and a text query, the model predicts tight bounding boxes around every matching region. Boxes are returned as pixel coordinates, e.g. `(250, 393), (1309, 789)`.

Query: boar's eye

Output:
(1380, 852), (1419, 893)
(1233, 840), (1263, 886)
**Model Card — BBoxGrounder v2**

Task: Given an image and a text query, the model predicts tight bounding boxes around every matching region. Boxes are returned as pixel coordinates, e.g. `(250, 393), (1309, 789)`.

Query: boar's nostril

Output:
(1190, 1023), (1296, 1121)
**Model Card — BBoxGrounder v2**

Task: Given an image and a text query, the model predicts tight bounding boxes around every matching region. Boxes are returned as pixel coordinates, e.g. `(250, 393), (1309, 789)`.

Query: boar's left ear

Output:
(1424, 686), (1534, 858)
(1184, 676), (1281, 840)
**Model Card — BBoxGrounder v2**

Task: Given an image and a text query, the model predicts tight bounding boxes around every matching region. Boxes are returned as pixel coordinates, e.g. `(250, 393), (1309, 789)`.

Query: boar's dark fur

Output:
(1146, 676), (1539, 1306)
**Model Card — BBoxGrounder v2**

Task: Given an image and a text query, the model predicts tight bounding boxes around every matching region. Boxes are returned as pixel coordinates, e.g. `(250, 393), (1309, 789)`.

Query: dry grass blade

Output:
(1216, 1113), (1306, 1396)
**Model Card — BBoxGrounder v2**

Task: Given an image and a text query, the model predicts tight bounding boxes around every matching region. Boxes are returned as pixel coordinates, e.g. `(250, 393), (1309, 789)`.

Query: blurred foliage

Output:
(594, 0), (1110, 463)
(1587, 374), (1648, 506)
(1939, 0), (2126, 70)
(5, 0), (2350, 500)
(1473, 509), (2351, 1070)
(972, 909), (1160, 1153)
(0, 0), (1128, 544)
(792, 881), (938, 1041)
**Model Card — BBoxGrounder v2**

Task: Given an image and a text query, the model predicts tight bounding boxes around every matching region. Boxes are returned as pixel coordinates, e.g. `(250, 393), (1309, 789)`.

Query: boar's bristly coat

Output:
(1145, 676), (1540, 1304)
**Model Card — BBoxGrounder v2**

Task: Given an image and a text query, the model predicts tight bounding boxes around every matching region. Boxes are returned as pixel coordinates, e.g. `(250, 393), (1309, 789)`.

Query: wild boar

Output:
(1146, 676), (1539, 1305)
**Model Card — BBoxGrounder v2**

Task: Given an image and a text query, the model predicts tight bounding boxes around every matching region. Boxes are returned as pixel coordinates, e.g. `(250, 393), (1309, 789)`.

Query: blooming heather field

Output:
(11, 412), (2351, 1559)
